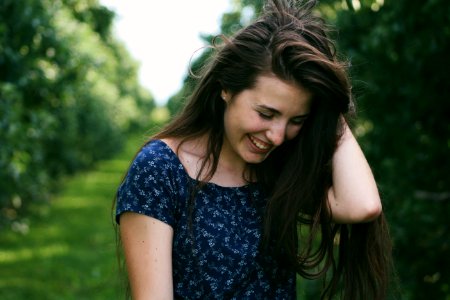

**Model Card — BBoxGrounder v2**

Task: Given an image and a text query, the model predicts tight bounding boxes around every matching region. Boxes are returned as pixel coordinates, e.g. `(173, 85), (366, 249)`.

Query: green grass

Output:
(0, 135), (146, 299)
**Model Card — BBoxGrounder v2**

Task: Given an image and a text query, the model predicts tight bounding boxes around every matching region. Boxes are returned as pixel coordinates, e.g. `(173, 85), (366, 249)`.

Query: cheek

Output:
(286, 125), (303, 141)
(240, 112), (265, 132)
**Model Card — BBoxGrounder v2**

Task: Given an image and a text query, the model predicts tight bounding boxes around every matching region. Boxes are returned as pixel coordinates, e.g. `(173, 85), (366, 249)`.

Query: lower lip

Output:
(247, 135), (270, 154)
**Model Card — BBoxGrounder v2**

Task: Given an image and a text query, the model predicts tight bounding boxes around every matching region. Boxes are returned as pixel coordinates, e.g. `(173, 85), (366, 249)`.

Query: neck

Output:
(210, 138), (251, 186)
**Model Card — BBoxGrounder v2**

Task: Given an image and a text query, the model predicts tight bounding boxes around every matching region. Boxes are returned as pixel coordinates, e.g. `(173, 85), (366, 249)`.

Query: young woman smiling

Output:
(115, 0), (393, 299)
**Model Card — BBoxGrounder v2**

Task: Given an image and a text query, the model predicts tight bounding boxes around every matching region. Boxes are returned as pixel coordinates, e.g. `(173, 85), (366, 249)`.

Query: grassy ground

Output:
(0, 135), (145, 299)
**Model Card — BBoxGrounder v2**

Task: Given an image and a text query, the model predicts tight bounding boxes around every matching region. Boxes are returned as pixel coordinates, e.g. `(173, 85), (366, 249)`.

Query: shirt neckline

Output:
(152, 139), (255, 190)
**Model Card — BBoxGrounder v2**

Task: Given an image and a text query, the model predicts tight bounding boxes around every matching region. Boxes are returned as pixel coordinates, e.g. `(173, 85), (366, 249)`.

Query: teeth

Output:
(250, 136), (269, 150)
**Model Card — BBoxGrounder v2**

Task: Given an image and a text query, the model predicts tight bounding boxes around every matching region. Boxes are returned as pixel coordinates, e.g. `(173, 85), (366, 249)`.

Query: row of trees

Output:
(0, 0), (154, 230)
(167, 0), (450, 299)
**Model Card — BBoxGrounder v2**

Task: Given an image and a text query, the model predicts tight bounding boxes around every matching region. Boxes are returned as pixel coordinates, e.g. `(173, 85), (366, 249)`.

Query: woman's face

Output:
(221, 74), (312, 166)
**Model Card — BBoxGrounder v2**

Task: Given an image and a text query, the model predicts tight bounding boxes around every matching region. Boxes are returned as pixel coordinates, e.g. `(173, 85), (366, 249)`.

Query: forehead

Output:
(248, 74), (312, 115)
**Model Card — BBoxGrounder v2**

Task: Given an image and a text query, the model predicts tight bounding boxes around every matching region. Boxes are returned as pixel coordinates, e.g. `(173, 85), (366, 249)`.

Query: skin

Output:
(327, 124), (382, 223)
(220, 74), (312, 185)
(119, 74), (382, 299)
(120, 213), (174, 300)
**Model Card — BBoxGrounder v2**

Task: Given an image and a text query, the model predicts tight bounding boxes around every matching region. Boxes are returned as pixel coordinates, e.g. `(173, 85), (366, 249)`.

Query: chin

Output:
(243, 153), (269, 164)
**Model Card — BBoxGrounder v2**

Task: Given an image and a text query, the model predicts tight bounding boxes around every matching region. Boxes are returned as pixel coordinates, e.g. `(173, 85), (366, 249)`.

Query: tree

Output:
(334, 0), (450, 298)
(0, 0), (154, 230)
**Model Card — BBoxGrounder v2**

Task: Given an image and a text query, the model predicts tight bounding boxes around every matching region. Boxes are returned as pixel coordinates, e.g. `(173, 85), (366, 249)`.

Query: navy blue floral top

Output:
(116, 140), (295, 299)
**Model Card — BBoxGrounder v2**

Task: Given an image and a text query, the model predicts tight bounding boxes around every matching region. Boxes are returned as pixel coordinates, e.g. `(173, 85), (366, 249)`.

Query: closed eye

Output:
(290, 117), (307, 125)
(258, 111), (273, 120)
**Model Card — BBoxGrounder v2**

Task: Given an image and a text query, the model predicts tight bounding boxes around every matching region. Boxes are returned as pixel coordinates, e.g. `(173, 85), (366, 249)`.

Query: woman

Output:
(115, 0), (392, 299)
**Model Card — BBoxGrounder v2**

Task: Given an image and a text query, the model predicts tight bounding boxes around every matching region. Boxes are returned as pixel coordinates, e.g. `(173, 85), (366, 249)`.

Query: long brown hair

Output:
(151, 0), (392, 298)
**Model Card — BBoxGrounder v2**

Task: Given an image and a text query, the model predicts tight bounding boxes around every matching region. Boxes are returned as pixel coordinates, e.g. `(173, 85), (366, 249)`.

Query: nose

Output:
(267, 122), (287, 146)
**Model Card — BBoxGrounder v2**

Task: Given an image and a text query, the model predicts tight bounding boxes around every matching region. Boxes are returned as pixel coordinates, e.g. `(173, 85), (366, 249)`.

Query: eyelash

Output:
(291, 119), (306, 126)
(258, 111), (306, 126)
(258, 111), (273, 120)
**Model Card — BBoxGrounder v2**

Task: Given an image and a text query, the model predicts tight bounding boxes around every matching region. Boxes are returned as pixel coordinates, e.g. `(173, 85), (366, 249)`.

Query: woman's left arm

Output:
(328, 121), (382, 223)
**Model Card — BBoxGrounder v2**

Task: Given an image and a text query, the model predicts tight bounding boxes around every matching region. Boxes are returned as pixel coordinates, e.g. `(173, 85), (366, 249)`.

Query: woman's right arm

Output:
(120, 212), (174, 300)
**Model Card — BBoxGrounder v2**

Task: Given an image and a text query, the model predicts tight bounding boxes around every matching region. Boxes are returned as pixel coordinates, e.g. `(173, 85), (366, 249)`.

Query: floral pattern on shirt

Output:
(116, 140), (295, 299)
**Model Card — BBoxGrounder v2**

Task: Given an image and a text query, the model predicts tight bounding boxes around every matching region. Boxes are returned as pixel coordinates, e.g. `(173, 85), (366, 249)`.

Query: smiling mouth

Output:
(249, 135), (271, 151)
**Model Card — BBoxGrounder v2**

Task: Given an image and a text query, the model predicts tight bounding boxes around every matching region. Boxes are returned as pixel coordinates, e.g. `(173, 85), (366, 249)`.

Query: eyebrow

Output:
(256, 104), (310, 119)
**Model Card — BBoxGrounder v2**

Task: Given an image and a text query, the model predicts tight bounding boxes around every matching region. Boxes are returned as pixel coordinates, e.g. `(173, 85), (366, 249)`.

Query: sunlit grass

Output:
(0, 134), (144, 299)
(0, 243), (69, 264)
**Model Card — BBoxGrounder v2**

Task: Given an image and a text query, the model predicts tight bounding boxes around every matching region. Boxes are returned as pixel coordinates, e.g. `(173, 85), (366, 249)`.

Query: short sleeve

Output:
(115, 142), (177, 227)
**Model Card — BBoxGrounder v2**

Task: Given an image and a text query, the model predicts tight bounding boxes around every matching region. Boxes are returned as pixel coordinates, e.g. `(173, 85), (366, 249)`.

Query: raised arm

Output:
(328, 122), (382, 223)
(120, 212), (174, 300)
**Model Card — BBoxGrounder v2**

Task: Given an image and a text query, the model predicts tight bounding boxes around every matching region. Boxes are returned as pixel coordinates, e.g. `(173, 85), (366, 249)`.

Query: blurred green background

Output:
(1, 0), (449, 299)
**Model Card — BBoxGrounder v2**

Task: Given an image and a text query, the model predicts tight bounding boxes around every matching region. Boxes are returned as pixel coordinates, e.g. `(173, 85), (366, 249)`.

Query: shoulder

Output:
(160, 136), (206, 158)
(159, 137), (179, 154)
(161, 136), (208, 180)
(134, 139), (176, 166)
(124, 139), (184, 184)
(117, 139), (185, 226)
(119, 139), (189, 200)
(140, 139), (171, 156)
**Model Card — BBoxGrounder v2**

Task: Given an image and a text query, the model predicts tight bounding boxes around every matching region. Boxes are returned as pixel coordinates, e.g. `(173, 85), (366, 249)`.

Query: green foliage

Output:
(334, 1), (450, 298)
(0, 0), (154, 229)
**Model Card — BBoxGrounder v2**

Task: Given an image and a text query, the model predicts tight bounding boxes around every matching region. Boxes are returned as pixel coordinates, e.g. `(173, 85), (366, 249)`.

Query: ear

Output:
(221, 89), (230, 102)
